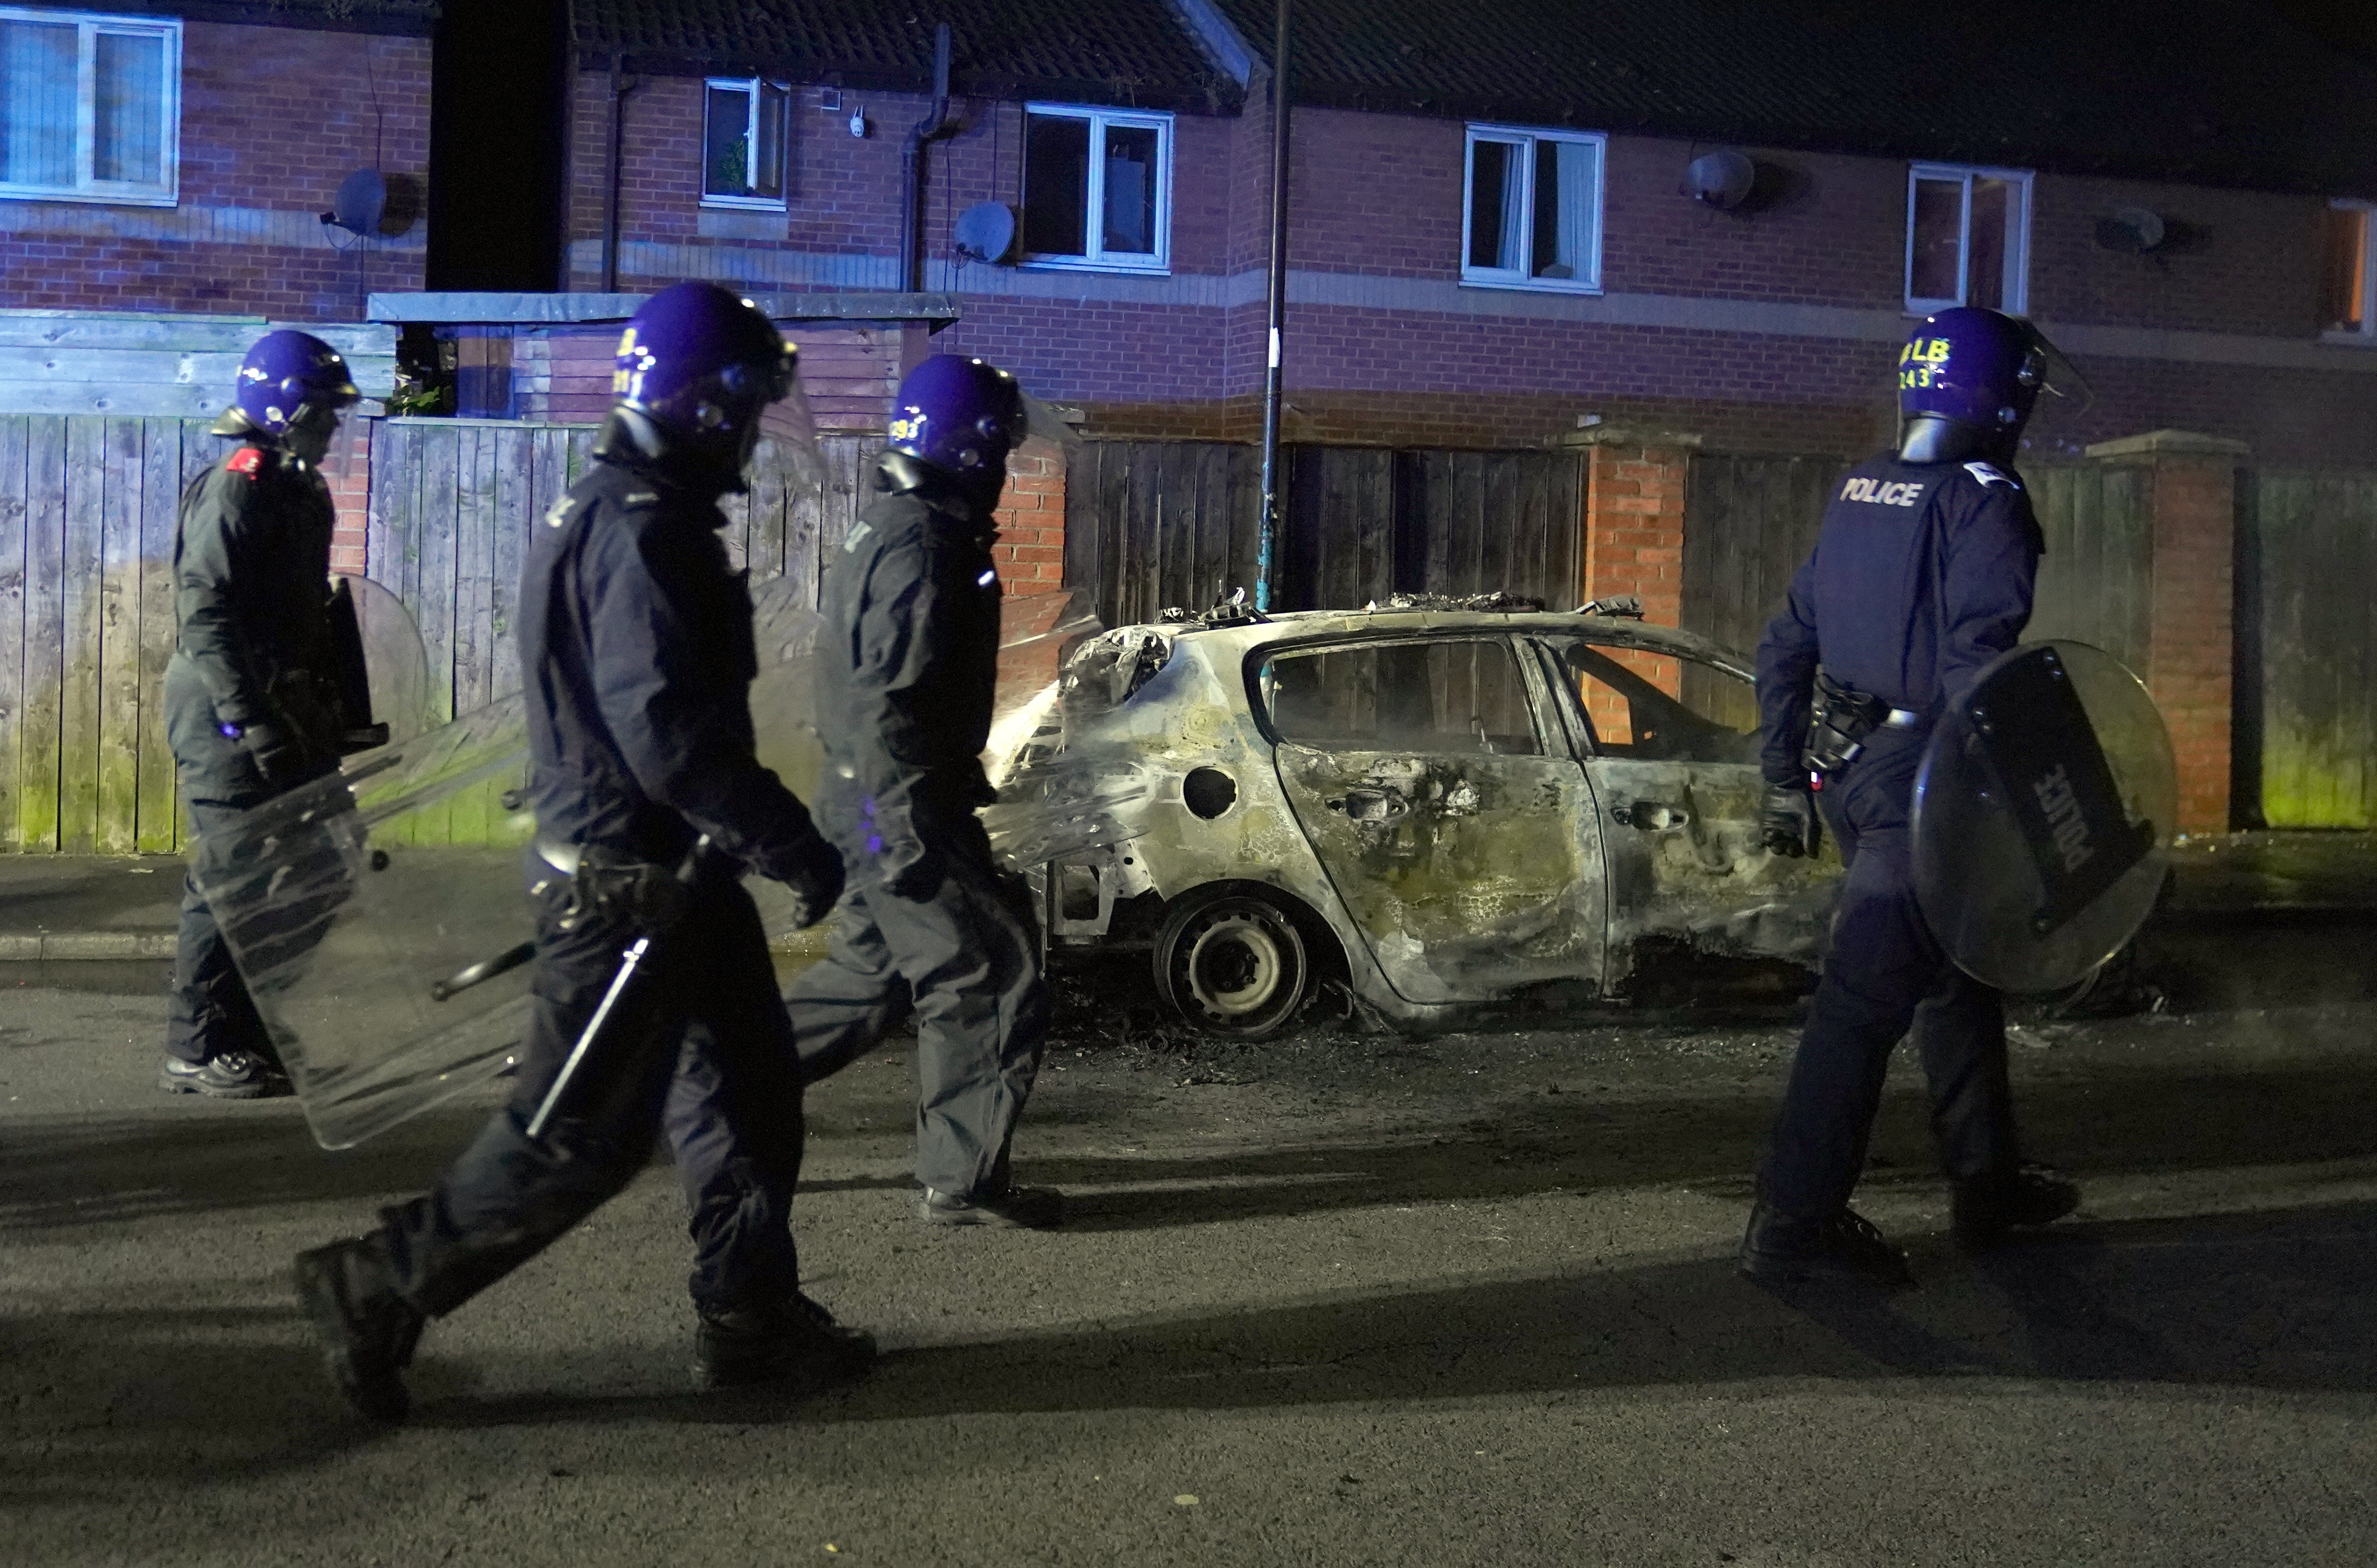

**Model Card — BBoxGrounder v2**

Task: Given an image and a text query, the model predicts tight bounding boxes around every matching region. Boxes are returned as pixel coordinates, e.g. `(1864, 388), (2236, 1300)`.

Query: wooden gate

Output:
(2238, 469), (2377, 828)
(1064, 441), (1584, 631)
(0, 414), (219, 853)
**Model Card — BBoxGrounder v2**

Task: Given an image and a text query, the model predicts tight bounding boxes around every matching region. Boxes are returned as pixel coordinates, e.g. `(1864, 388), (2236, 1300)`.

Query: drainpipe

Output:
(1254, 0), (1293, 611)
(900, 24), (957, 293)
(603, 56), (641, 293)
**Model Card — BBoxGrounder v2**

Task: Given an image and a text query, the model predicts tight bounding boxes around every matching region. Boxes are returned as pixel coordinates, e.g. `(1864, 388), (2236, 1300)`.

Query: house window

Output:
(0, 7), (178, 206)
(703, 78), (789, 208)
(2320, 202), (2375, 343)
(1905, 163), (2032, 315)
(1461, 125), (1605, 293)
(1021, 104), (1171, 272)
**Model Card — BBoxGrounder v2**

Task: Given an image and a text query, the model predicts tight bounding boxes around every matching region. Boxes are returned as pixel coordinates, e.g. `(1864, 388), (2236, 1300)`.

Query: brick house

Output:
(548, 0), (2377, 466)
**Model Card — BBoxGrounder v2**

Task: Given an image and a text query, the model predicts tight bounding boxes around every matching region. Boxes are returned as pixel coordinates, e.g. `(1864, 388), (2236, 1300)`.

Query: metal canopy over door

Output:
(1526, 635), (1839, 982)
(1261, 634), (1606, 1004)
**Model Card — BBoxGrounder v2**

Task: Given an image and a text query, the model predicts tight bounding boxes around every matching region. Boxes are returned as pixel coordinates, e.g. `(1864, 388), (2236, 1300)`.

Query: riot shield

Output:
(350, 575), (436, 746)
(198, 580), (1142, 1148)
(1911, 640), (2175, 993)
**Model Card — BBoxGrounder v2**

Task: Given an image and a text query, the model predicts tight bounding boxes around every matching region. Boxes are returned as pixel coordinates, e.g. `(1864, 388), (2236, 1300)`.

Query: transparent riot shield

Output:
(190, 692), (537, 1149)
(199, 579), (1145, 1148)
(1911, 640), (2176, 993)
(350, 575), (435, 746)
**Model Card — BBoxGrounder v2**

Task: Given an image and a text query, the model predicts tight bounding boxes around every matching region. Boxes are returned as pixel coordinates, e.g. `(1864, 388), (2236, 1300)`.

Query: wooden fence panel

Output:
(19, 416), (66, 849)
(2027, 463), (2153, 669)
(2241, 469), (2377, 828)
(0, 418), (24, 848)
(134, 417), (183, 852)
(95, 418), (143, 851)
(1067, 442), (1582, 630)
(1678, 453), (1841, 727)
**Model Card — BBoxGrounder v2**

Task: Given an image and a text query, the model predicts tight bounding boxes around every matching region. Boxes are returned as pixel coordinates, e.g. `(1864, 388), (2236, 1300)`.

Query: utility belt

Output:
(532, 838), (702, 934)
(1802, 673), (1922, 787)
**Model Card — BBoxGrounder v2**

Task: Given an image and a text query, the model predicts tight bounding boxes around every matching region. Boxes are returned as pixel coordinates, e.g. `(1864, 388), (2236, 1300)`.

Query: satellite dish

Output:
(953, 201), (1017, 264)
(1684, 149), (1758, 210)
(326, 169), (387, 236)
(2095, 206), (2167, 254)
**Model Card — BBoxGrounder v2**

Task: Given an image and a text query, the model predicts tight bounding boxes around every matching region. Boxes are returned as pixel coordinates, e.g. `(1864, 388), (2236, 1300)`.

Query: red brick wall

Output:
(556, 73), (2377, 469)
(2138, 451), (2240, 834)
(319, 411), (374, 577)
(991, 436), (1067, 595)
(1578, 440), (1690, 721)
(0, 22), (429, 318)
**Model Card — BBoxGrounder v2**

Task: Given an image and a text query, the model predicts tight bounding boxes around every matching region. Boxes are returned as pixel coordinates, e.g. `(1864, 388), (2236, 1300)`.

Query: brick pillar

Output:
(992, 435), (1068, 597)
(2083, 428), (2248, 836)
(1568, 429), (1700, 722)
(319, 410), (376, 577)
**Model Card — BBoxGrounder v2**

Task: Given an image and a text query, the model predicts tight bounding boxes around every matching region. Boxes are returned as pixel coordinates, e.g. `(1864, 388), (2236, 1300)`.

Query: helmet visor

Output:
(2019, 321), (2093, 414)
(754, 357), (823, 485)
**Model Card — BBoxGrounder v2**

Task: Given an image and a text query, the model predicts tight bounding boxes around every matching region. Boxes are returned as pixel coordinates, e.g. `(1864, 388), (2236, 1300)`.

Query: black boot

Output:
(692, 1292), (877, 1393)
(293, 1237), (424, 1423)
(1739, 1203), (1914, 1290)
(917, 1183), (1063, 1228)
(1952, 1165), (2080, 1247)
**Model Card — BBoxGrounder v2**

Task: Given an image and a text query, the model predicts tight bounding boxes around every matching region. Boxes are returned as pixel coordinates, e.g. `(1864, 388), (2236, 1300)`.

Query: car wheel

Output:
(1153, 887), (1314, 1037)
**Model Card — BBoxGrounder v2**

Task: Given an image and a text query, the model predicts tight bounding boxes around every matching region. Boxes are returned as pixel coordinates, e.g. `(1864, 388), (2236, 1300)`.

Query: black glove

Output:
(1760, 784), (1821, 859)
(238, 719), (309, 788)
(762, 834), (846, 929)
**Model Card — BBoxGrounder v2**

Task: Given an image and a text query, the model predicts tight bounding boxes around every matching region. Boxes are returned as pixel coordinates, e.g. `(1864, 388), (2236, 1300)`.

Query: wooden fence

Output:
(366, 419), (888, 727)
(1064, 441), (1585, 630)
(0, 414), (218, 853)
(2238, 469), (2377, 828)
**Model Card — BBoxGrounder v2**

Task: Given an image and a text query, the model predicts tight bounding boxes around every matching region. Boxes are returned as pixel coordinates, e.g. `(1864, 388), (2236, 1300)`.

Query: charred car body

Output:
(992, 602), (1844, 1035)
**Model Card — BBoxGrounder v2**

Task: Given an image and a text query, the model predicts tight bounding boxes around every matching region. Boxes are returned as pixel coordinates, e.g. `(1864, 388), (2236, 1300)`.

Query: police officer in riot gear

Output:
(161, 331), (360, 1099)
(294, 283), (865, 1421)
(785, 354), (1060, 1228)
(1744, 306), (2083, 1287)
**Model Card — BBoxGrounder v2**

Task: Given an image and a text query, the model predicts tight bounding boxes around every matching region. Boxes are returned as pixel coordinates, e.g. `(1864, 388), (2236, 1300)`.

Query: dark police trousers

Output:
(1758, 727), (2021, 1219)
(786, 815), (1050, 1199)
(163, 658), (334, 1065)
(370, 866), (807, 1319)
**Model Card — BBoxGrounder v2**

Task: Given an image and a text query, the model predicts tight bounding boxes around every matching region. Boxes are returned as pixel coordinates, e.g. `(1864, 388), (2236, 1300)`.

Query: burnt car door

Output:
(1525, 635), (1840, 984)
(1259, 635), (1607, 1004)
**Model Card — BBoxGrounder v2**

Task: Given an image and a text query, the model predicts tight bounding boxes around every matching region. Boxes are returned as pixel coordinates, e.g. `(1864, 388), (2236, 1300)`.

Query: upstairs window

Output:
(703, 78), (789, 208)
(1906, 163), (2031, 316)
(1022, 104), (1171, 273)
(1461, 125), (1604, 293)
(0, 7), (178, 205)
(2320, 202), (2374, 343)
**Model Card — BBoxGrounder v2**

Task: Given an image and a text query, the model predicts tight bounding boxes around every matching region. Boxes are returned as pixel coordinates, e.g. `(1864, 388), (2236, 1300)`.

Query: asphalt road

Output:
(4, 977), (2375, 1567)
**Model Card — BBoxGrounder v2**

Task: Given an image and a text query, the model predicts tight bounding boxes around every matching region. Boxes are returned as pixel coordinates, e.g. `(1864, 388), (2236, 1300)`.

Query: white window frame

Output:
(1904, 162), (2032, 316)
(700, 76), (789, 211)
(1458, 124), (1606, 295)
(0, 6), (179, 207)
(2320, 200), (2377, 346)
(1019, 102), (1172, 275)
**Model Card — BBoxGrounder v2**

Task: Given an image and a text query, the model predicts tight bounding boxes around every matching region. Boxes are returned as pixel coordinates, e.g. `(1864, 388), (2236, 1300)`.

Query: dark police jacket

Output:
(520, 451), (823, 876)
(1756, 453), (2043, 788)
(170, 440), (341, 758)
(813, 462), (1002, 875)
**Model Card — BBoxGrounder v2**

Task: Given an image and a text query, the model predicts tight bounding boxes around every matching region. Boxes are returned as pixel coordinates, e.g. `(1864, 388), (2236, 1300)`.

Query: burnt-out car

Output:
(994, 602), (1843, 1035)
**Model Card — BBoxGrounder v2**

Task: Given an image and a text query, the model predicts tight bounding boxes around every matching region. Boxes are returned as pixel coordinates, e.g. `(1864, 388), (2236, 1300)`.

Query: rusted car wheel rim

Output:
(1156, 892), (1311, 1036)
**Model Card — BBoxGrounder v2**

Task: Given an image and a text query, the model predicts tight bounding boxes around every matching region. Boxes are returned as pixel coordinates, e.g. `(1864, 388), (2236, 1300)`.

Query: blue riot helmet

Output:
(1896, 307), (2089, 465)
(884, 355), (1076, 509)
(612, 281), (818, 488)
(221, 330), (360, 464)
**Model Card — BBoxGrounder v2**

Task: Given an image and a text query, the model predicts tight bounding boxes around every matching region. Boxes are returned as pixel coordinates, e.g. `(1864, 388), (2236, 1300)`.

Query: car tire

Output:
(1153, 886), (1315, 1037)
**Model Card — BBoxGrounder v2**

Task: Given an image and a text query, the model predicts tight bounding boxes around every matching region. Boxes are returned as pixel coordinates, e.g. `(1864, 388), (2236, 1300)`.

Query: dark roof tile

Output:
(1212, 0), (2377, 194)
(575, 0), (1244, 112)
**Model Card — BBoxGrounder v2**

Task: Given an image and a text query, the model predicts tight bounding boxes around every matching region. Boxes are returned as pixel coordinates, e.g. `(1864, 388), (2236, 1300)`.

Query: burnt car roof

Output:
(1128, 607), (1756, 679)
